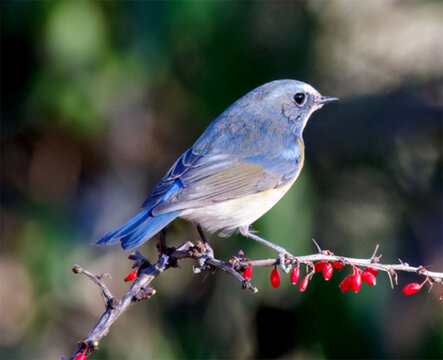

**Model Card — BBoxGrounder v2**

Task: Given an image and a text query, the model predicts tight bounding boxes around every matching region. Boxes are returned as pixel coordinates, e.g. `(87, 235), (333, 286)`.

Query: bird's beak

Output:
(317, 96), (339, 104)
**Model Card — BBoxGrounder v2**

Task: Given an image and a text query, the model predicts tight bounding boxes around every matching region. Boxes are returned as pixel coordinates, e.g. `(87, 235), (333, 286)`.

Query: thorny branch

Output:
(67, 241), (443, 359)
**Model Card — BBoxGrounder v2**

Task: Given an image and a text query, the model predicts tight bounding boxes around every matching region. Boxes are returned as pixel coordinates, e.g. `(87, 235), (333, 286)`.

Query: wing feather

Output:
(150, 149), (303, 215)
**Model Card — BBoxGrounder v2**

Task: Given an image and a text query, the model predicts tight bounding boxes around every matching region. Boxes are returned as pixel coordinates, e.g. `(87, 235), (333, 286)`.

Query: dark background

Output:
(1, 1), (442, 359)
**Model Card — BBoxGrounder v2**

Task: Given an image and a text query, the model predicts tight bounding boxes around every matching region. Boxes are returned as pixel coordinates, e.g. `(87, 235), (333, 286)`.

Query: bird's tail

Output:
(95, 209), (180, 251)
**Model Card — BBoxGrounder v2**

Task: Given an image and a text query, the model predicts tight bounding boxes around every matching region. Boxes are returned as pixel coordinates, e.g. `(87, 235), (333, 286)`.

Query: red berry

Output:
(299, 276), (309, 292)
(340, 275), (353, 293)
(74, 353), (86, 360)
(243, 266), (253, 279)
(124, 271), (137, 282)
(290, 267), (300, 284)
(366, 266), (379, 277)
(270, 267), (281, 288)
(402, 283), (422, 295)
(333, 261), (343, 269)
(362, 271), (376, 286)
(314, 261), (326, 272)
(322, 263), (334, 280)
(352, 273), (362, 292)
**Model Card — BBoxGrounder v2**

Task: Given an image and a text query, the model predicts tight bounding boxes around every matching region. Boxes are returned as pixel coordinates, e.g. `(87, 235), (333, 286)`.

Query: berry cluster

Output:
(242, 260), (432, 296)
(338, 266), (377, 293)
(124, 255), (436, 297)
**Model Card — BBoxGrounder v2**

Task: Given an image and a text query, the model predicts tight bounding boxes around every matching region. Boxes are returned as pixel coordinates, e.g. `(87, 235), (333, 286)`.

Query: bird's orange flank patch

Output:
(295, 137), (305, 177)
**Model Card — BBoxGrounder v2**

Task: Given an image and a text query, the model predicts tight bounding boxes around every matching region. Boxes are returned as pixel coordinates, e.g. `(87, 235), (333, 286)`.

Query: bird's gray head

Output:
(248, 79), (338, 133)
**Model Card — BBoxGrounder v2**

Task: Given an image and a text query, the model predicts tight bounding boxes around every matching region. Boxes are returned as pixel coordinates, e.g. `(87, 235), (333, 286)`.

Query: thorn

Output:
(387, 268), (395, 289)
(425, 265), (432, 269)
(98, 273), (112, 281)
(312, 238), (322, 253)
(427, 283), (433, 293)
(393, 271), (398, 285)
(371, 244), (380, 260)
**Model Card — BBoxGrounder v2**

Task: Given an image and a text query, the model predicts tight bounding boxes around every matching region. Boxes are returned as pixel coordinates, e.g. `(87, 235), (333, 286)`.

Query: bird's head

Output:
(250, 79), (338, 133)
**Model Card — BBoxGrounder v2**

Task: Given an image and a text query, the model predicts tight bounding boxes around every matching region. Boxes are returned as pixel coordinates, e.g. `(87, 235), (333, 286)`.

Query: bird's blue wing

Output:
(149, 141), (304, 215)
(141, 147), (203, 209)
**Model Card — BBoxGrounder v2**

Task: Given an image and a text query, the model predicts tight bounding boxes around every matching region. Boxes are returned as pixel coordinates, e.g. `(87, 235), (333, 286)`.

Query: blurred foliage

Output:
(1, 1), (442, 359)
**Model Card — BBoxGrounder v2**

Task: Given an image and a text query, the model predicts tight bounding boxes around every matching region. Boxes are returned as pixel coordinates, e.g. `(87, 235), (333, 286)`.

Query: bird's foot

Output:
(192, 240), (216, 274)
(203, 240), (215, 259)
(238, 226), (294, 273)
(276, 247), (293, 273)
(193, 224), (215, 272)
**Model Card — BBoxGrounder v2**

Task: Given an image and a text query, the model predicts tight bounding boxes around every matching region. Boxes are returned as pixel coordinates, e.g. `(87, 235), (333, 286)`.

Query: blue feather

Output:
(142, 149), (200, 209)
(120, 210), (181, 250)
(95, 209), (151, 245)
(95, 180), (183, 249)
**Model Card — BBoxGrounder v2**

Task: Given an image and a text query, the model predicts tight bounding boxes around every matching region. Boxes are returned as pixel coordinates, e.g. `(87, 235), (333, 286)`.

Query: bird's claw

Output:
(278, 250), (292, 273)
(192, 242), (215, 274)
(193, 257), (210, 273)
(203, 242), (215, 259)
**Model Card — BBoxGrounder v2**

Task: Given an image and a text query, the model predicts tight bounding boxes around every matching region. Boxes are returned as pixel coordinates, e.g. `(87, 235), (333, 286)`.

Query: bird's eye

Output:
(293, 92), (306, 105)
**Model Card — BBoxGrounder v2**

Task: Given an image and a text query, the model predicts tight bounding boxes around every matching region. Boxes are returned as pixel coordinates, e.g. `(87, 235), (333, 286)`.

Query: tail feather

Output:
(95, 209), (180, 250)
(96, 179), (183, 250)
(95, 209), (151, 245)
(120, 210), (180, 250)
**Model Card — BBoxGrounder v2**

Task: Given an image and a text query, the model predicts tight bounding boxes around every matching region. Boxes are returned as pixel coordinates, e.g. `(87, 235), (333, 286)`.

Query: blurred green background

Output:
(1, 1), (442, 359)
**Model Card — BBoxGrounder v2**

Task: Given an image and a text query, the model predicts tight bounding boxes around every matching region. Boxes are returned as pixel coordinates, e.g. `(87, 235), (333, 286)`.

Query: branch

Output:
(66, 242), (442, 359)
(240, 253), (443, 285)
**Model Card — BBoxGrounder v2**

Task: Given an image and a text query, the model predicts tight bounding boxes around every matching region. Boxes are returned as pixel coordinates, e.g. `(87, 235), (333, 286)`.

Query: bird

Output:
(96, 79), (337, 268)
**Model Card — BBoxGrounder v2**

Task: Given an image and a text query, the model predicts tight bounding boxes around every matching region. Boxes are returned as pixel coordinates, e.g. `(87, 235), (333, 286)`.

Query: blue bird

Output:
(96, 80), (337, 268)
